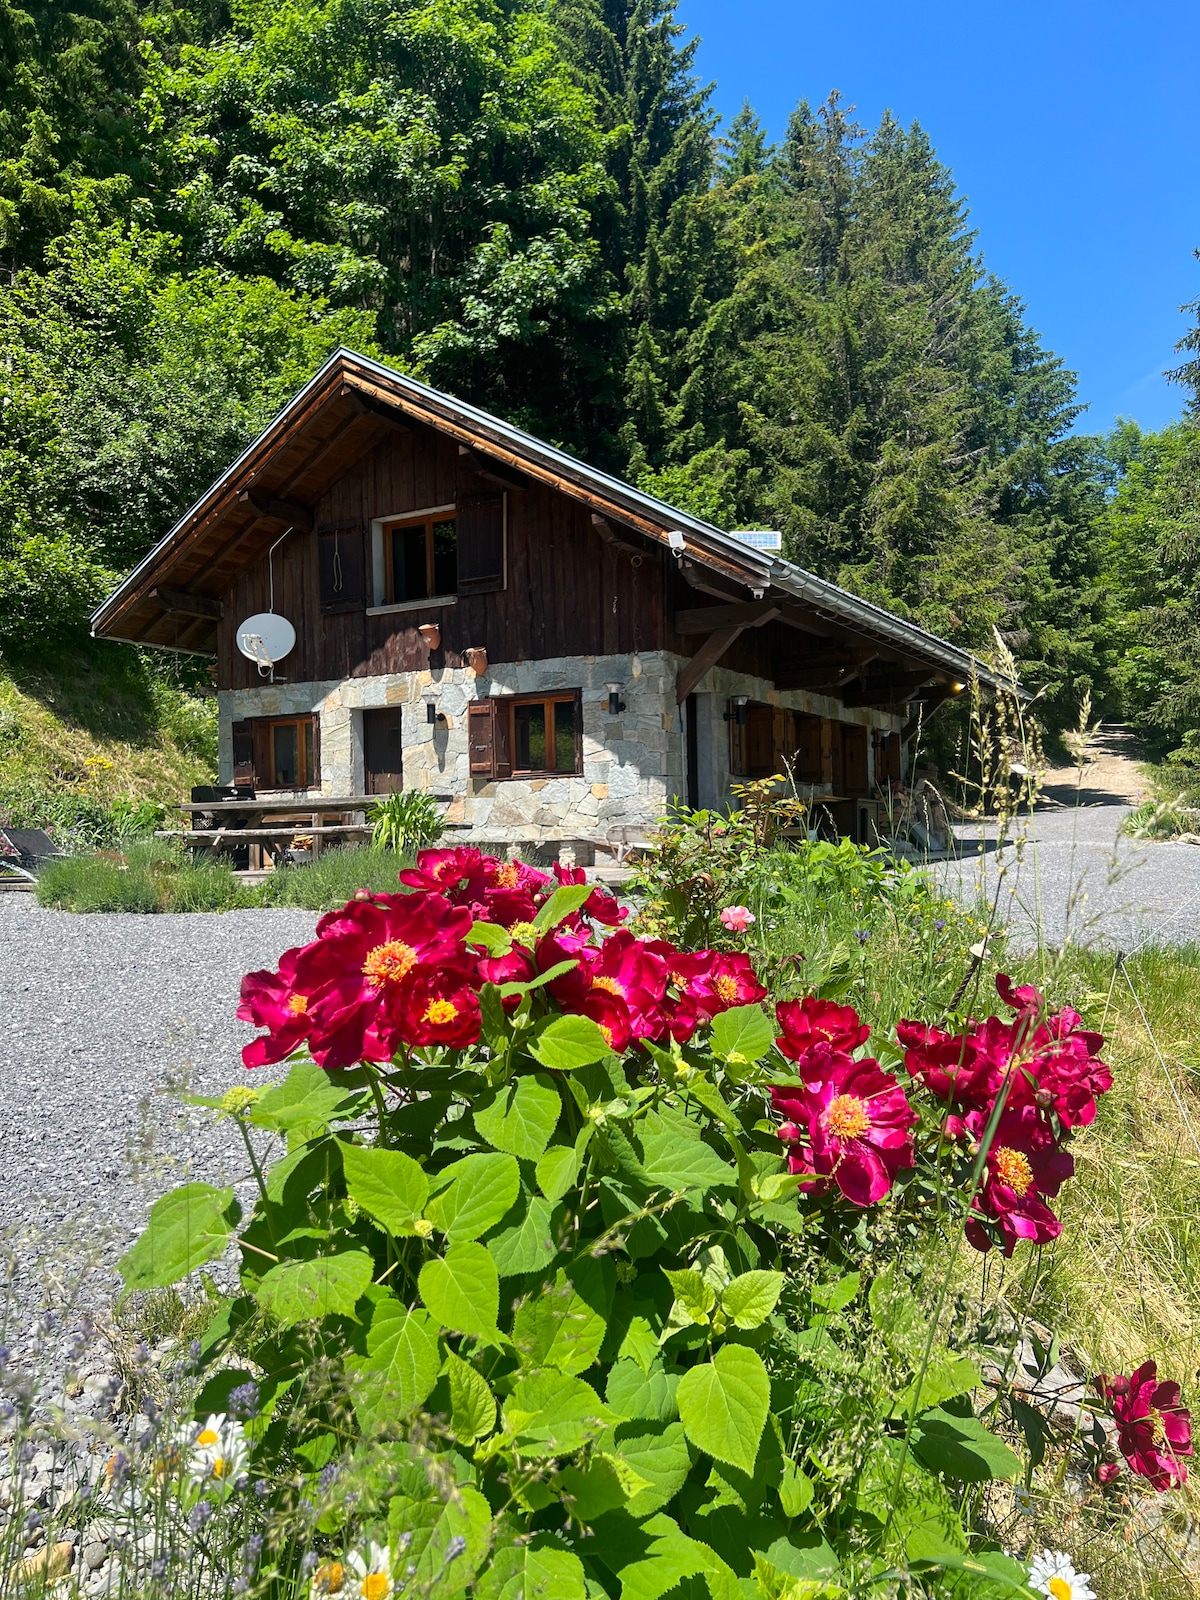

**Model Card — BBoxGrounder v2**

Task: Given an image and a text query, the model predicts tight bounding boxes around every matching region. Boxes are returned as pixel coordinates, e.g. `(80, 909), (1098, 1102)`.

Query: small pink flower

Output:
(719, 905), (756, 932)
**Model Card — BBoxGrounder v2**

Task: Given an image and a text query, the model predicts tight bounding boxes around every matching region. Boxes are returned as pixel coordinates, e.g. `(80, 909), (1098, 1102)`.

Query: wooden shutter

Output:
(318, 527), (366, 613)
(874, 729), (901, 785)
(843, 726), (869, 795)
(771, 708), (793, 773)
(456, 492), (506, 595)
(728, 702), (747, 776)
(746, 705), (774, 778)
(827, 720), (843, 791)
(232, 720), (256, 788)
(468, 700), (497, 776)
(252, 720), (272, 788)
(794, 715), (822, 782)
(308, 715), (321, 787)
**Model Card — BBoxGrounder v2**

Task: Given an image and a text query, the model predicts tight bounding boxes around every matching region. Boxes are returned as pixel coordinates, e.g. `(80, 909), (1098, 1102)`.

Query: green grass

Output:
(36, 842), (412, 912)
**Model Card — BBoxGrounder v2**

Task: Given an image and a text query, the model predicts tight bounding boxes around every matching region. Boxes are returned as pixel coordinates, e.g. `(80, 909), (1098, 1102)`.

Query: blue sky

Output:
(681, 0), (1200, 434)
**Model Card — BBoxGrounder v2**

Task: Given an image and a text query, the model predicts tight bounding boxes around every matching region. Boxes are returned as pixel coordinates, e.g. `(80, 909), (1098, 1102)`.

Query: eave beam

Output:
(841, 672), (942, 709)
(672, 599), (782, 634)
(675, 624), (747, 704)
(237, 492), (314, 530)
(150, 586), (223, 620)
(458, 444), (527, 489)
(592, 513), (644, 556)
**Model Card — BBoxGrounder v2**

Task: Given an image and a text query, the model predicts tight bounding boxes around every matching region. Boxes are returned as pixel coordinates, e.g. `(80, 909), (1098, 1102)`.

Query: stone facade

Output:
(217, 650), (904, 853)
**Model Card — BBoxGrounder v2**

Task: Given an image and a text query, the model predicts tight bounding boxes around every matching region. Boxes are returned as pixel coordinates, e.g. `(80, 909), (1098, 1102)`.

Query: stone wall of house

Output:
(216, 649), (907, 854)
(217, 651), (685, 856)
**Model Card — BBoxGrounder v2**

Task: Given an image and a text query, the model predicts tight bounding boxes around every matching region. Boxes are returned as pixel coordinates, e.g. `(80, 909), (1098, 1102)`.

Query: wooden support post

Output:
(672, 599), (781, 634)
(675, 624), (746, 704)
(820, 719), (834, 787)
(237, 492), (314, 530)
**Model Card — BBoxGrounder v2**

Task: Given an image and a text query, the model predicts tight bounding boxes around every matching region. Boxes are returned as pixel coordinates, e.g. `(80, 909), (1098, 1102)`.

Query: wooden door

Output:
(363, 708), (404, 794)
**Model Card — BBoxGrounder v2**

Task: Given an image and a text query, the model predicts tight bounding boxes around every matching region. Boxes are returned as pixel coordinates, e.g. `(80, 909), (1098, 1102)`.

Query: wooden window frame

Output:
(233, 714), (319, 791)
(380, 509), (458, 608)
(506, 691), (583, 778)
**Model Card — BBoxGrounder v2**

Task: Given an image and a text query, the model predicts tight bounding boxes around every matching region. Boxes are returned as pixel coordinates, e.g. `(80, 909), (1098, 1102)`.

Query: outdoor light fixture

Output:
(724, 694), (750, 725)
(426, 700), (438, 724)
(605, 682), (626, 715)
(667, 530), (686, 555)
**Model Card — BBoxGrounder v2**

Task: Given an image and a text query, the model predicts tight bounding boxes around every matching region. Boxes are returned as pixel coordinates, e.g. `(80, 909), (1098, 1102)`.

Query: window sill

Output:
(367, 596), (458, 617)
(508, 771), (583, 781)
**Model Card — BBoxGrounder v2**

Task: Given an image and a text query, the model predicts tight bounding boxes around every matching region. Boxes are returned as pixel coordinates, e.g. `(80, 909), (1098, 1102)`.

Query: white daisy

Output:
(1012, 1483), (1035, 1516)
(1028, 1549), (1096, 1600)
(188, 1413), (249, 1485)
(346, 1541), (394, 1600)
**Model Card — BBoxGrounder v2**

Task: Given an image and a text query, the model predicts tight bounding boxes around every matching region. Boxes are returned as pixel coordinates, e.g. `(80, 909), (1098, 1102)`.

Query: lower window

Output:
(232, 715), (319, 790)
(512, 695), (580, 775)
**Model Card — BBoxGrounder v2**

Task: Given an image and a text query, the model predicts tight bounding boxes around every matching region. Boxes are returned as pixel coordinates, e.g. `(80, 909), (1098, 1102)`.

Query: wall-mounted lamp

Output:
(724, 694), (750, 726)
(667, 530), (686, 556)
(418, 622), (441, 652)
(425, 699), (447, 726)
(605, 682), (627, 716)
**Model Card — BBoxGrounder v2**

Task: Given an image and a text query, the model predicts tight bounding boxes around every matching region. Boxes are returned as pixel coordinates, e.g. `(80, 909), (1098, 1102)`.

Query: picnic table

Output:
(158, 794), (377, 867)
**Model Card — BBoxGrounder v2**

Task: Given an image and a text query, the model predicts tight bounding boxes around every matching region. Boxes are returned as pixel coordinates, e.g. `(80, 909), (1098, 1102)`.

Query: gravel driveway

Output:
(935, 800), (1200, 950)
(0, 899), (317, 1324)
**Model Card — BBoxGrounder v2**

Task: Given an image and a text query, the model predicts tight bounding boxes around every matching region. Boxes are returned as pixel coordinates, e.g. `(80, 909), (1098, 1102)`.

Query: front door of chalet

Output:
(363, 708), (404, 794)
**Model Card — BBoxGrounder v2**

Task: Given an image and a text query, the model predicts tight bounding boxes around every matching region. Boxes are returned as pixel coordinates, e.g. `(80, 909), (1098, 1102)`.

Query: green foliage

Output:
(35, 838), (254, 910)
(257, 845), (416, 909)
(371, 789), (447, 854)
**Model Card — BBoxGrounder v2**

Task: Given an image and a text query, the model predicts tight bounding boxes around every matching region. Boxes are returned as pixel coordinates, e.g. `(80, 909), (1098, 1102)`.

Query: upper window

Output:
(382, 512), (458, 605)
(370, 494), (506, 610)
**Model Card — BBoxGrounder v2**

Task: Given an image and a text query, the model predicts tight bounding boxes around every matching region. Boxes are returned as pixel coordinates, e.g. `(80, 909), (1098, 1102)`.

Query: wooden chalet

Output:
(91, 349), (1005, 859)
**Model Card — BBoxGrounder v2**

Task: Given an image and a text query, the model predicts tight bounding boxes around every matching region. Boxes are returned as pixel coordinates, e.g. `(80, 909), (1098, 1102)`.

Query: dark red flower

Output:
(1096, 1461), (1120, 1484)
(1095, 1361), (1192, 1490)
(550, 928), (669, 1043)
(553, 862), (627, 926)
(578, 988), (632, 1054)
(290, 892), (476, 1068)
(396, 969), (482, 1049)
(771, 1057), (916, 1206)
(398, 847), (495, 901)
(963, 1105), (1073, 1257)
(237, 947), (317, 1068)
(666, 949), (767, 1021)
(776, 997), (870, 1068)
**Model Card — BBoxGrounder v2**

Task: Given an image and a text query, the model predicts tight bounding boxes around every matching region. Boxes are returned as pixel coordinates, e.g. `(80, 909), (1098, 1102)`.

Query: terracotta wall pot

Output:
(464, 646), (488, 676)
(418, 623), (441, 651)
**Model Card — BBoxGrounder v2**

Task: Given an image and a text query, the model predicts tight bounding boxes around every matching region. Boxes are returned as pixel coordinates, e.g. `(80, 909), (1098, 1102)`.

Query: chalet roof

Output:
(90, 348), (1017, 695)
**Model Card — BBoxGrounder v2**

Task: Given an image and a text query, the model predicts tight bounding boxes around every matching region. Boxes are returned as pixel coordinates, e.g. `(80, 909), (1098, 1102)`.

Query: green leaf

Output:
(119, 1183), (240, 1290)
(425, 1152), (520, 1241)
(478, 1541), (588, 1600)
(486, 1195), (558, 1276)
(810, 1273), (861, 1312)
(468, 920), (512, 952)
(663, 1267), (716, 1326)
(721, 1270), (785, 1330)
(676, 1344), (770, 1474)
(611, 1422), (692, 1517)
(535, 1142), (579, 1202)
(641, 1132), (735, 1191)
(910, 1408), (1023, 1483)
(895, 1355), (983, 1416)
(779, 1460), (815, 1519)
(419, 1242), (500, 1337)
(528, 1014), (613, 1071)
(606, 1358), (680, 1422)
(533, 882), (593, 931)
(388, 1483), (492, 1598)
(255, 1251), (374, 1327)
(340, 1140), (430, 1235)
(557, 1453), (640, 1521)
(512, 1259), (613, 1374)
(475, 1074), (561, 1160)
(499, 959), (577, 998)
(503, 1370), (614, 1456)
(447, 1351), (496, 1443)
(249, 1058), (357, 1135)
(616, 1315), (661, 1375)
(710, 1004), (775, 1066)
(479, 983), (510, 1050)
(347, 1296), (441, 1411)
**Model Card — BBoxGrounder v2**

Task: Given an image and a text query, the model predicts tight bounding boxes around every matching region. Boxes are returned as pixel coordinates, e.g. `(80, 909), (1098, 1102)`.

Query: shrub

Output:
(110, 846), (1168, 1598)
(35, 840), (251, 912)
(256, 845), (416, 910)
(370, 789), (447, 854)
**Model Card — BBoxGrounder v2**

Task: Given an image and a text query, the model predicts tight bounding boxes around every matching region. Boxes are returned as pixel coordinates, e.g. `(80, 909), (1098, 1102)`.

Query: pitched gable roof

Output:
(91, 348), (1015, 694)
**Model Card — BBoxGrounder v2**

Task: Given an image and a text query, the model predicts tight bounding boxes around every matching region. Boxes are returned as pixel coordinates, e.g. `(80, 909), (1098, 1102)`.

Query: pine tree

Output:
(718, 99), (774, 181)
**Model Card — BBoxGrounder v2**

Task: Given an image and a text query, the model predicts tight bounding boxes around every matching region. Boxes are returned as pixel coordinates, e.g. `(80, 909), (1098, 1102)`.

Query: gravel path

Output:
(0, 900), (317, 1324)
(935, 801), (1200, 950)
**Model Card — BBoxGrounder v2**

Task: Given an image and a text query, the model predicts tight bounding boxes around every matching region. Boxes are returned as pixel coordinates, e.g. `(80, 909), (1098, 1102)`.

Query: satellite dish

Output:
(237, 612), (296, 672)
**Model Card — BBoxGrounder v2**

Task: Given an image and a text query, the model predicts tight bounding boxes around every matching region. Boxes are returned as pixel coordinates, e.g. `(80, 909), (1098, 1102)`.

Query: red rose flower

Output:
(237, 946), (317, 1068)
(292, 892), (476, 1068)
(1095, 1361), (1192, 1490)
(963, 1105), (1073, 1256)
(553, 862), (627, 926)
(397, 969), (482, 1049)
(550, 928), (669, 1043)
(771, 1056), (917, 1206)
(776, 997), (870, 1068)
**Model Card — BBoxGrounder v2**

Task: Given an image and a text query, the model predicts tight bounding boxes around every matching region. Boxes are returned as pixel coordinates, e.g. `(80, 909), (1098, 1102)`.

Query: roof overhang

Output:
(90, 348), (1021, 702)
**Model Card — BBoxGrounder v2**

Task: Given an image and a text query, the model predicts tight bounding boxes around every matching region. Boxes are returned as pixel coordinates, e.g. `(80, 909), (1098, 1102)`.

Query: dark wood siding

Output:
(217, 422), (666, 689)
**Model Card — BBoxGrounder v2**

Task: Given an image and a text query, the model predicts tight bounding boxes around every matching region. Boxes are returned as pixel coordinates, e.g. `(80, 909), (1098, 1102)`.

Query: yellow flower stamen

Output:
(361, 1576), (391, 1600)
(714, 974), (740, 1004)
(994, 1147), (1034, 1198)
(1047, 1580), (1071, 1600)
(495, 863), (520, 889)
(592, 974), (624, 997)
(286, 993), (309, 1015)
(423, 998), (458, 1026)
(314, 1561), (345, 1593)
(362, 940), (417, 988)
(509, 921), (538, 947)
(827, 1094), (870, 1141)
(196, 1428), (219, 1447)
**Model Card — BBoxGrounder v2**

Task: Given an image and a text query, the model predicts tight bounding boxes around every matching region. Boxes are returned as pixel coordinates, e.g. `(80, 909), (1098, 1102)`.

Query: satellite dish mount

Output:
(236, 530), (296, 681)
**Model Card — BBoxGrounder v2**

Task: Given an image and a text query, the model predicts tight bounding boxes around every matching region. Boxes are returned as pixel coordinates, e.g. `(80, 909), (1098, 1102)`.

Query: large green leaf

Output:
(486, 1195), (558, 1277)
(532, 882), (593, 932)
(894, 1355), (983, 1416)
(340, 1140), (429, 1235)
(710, 1005), (775, 1066)
(447, 1351), (496, 1442)
(722, 1270), (785, 1330)
(610, 1421), (692, 1517)
(910, 1408), (1023, 1482)
(676, 1344), (770, 1474)
(474, 1074), (561, 1160)
(387, 1484), (492, 1599)
(477, 1539), (588, 1600)
(249, 1058), (358, 1135)
(536, 1126), (592, 1201)
(529, 1014), (613, 1071)
(348, 1296), (441, 1408)
(425, 1152), (520, 1242)
(512, 1259), (612, 1374)
(255, 1251), (374, 1327)
(606, 1358), (680, 1422)
(641, 1132), (734, 1191)
(502, 1370), (614, 1457)
(119, 1183), (240, 1290)
(589, 1511), (717, 1600)
(419, 1242), (500, 1337)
